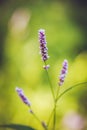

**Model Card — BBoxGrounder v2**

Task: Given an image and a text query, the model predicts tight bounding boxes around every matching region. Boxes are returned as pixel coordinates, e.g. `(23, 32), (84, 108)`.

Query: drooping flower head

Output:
(38, 29), (49, 61)
(58, 59), (68, 86)
(16, 87), (31, 107)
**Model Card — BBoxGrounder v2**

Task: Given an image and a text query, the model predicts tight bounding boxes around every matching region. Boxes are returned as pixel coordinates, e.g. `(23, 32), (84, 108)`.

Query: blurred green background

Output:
(0, 0), (87, 130)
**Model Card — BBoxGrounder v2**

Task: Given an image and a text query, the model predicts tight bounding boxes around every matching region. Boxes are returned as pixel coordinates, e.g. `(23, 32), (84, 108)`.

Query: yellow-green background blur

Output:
(0, 0), (87, 130)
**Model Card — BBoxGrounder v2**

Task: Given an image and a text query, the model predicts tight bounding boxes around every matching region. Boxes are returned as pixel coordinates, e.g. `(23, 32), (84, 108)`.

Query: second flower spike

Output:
(16, 87), (31, 107)
(58, 59), (68, 86)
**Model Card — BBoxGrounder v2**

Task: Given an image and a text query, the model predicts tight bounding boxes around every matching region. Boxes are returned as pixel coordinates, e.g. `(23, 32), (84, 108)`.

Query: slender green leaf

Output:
(0, 124), (35, 130)
(56, 82), (87, 102)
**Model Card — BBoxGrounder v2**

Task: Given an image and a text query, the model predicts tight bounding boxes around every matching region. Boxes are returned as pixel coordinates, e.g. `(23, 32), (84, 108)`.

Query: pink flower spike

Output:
(38, 29), (49, 61)
(15, 87), (31, 107)
(58, 59), (68, 86)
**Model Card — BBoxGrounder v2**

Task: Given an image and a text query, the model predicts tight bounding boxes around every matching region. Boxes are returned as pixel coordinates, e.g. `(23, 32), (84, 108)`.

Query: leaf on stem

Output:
(0, 124), (35, 130)
(56, 82), (87, 102)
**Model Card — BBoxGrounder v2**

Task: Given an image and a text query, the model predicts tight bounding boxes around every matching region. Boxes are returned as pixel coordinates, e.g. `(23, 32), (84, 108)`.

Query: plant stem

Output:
(47, 105), (56, 130)
(56, 82), (87, 103)
(53, 103), (56, 130)
(44, 61), (62, 130)
(53, 86), (60, 130)
(44, 61), (56, 130)
(56, 86), (60, 102)
(44, 61), (55, 101)
(47, 109), (54, 127)
(29, 107), (47, 130)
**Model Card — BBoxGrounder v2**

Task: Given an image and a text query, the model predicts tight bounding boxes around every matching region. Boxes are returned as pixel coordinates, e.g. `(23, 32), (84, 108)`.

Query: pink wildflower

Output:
(16, 87), (31, 106)
(58, 59), (68, 86)
(38, 29), (49, 61)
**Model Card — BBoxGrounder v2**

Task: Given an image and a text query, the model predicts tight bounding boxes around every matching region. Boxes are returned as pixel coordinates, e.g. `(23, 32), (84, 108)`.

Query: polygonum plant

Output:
(14, 29), (87, 130)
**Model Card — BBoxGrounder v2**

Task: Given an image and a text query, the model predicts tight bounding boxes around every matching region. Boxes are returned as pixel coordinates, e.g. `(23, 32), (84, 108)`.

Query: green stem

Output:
(47, 109), (54, 127)
(29, 107), (47, 130)
(44, 61), (55, 101)
(55, 86), (60, 102)
(47, 106), (56, 130)
(44, 61), (56, 130)
(56, 82), (87, 103)
(52, 81), (87, 130)
(53, 86), (60, 130)
(53, 103), (56, 130)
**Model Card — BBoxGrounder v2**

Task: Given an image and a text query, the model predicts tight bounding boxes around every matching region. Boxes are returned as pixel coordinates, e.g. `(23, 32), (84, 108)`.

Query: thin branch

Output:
(56, 82), (87, 102)
(44, 61), (55, 101)
(29, 108), (48, 130)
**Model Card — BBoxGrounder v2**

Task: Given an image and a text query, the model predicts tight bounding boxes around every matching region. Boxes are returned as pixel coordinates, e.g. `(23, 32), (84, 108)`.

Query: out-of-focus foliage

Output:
(0, 0), (87, 130)
(0, 124), (35, 130)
